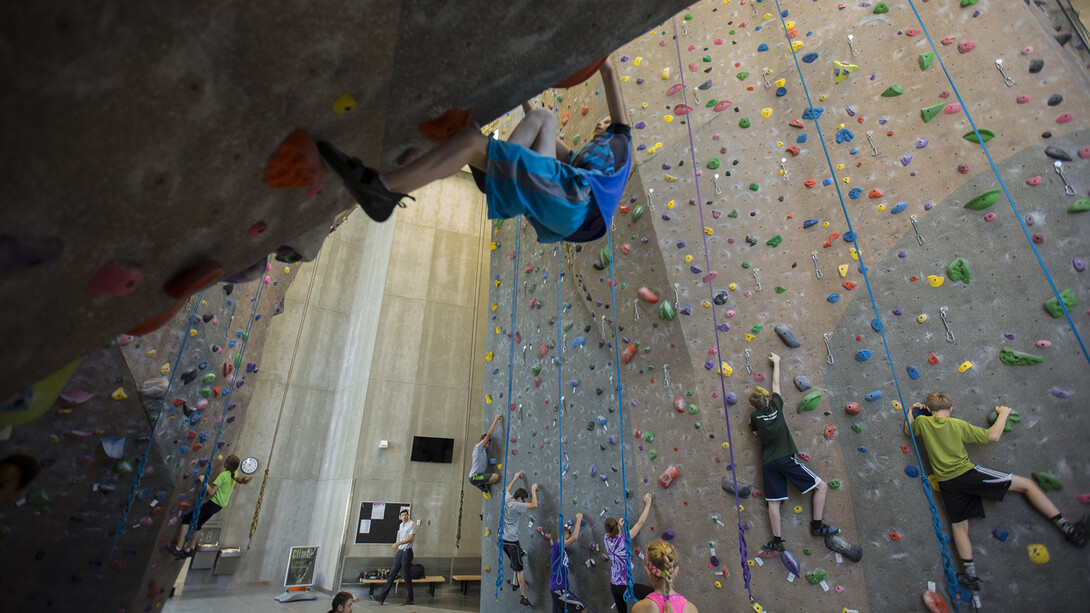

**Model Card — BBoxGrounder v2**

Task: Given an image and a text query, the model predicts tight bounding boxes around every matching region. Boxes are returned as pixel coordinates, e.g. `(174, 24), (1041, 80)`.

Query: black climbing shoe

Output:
(166, 545), (185, 560)
(511, 582), (519, 592)
(761, 539), (785, 553)
(317, 141), (413, 222)
(520, 596), (532, 607)
(1063, 514), (1089, 547)
(956, 572), (981, 592)
(810, 522), (840, 537)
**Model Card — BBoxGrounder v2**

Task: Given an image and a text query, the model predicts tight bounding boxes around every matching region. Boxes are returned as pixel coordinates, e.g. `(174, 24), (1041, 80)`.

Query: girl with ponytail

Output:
(631, 541), (699, 613)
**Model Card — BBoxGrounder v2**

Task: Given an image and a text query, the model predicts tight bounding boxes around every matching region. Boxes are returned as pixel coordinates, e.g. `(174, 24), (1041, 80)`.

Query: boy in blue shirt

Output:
(549, 512), (587, 613)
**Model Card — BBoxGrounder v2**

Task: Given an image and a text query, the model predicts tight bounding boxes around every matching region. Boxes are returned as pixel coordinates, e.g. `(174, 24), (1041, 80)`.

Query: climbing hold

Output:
(855, 350), (872, 362)
(1045, 146), (1072, 161)
(947, 258), (971, 284)
(806, 569), (827, 585)
(88, 260), (144, 296)
(881, 84), (904, 97)
(832, 62), (858, 84)
(823, 425), (836, 441)
(803, 107), (824, 119)
(957, 361), (973, 373)
(865, 390), (882, 402)
(332, 93), (357, 114)
(993, 529), (1009, 542)
(802, 52), (818, 63)
(918, 53), (934, 71)
(1026, 544), (1050, 564)
(999, 347), (1043, 366)
(845, 402), (860, 416)
(907, 365), (921, 380)
(1033, 470), (1063, 492)
(110, 387), (127, 400)
(1044, 288), (1077, 318)
(707, 157), (721, 170)
(1069, 198), (1090, 213)
(760, 107), (773, 118)
(1074, 258), (1087, 272)
(739, 117), (751, 129)
(987, 408), (1022, 432)
(798, 390), (822, 413)
(658, 465), (680, 489)
(964, 189), (1001, 210)
(264, 129), (328, 189)
(774, 324), (801, 348)
(827, 294), (840, 303)
(621, 345), (638, 364)
(920, 104), (945, 124)
(957, 40), (977, 53)
(963, 129), (995, 144)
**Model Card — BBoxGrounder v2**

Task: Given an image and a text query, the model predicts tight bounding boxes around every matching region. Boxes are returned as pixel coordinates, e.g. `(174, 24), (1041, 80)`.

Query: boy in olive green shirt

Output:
(908, 392), (1087, 591)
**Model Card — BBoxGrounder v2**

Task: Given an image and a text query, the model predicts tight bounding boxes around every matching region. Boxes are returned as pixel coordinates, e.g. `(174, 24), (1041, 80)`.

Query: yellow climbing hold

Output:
(836, 163), (844, 170)
(928, 475), (941, 491)
(495, 326), (502, 334)
(620, 75), (629, 82)
(332, 93), (357, 114)
(484, 528), (492, 537)
(703, 301), (712, 308)
(793, 505), (803, 514)
(849, 248), (859, 261)
(489, 242), (497, 251)
(648, 142), (663, 154)
(917, 314), (928, 323)
(145, 349), (156, 357)
(760, 107), (773, 118)
(666, 199), (675, 209)
(763, 12), (772, 20)
(819, 95), (826, 101)
(838, 264), (848, 278)
(160, 363), (170, 376)
(774, 78), (786, 87)
(189, 329), (197, 337)
(662, 67), (670, 79)
(705, 227), (714, 235)
(283, 267), (291, 274)
(720, 362), (733, 376)
(1026, 543), (1050, 564)
(744, 333), (756, 342)
(111, 387), (127, 400)
(877, 204), (886, 211)
(641, 102), (648, 109)
(665, 173), (678, 181)
(892, 400), (902, 410)
(722, 442), (730, 450)
(792, 41), (804, 51)
(664, 115), (674, 123)
(490, 304), (498, 311)
(684, 255), (693, 263)
(728, 283), (737, 290)
(784, 21), (795, 30)
(776, 141), (784, 147)
(485, 394), (493, 404)
(485, 352), (493, 362)
(201, 300), (207, 306)
(634, 56), (643, 66)
(958, 361), (973, 373)
(715, 581), (722, 589)
(822, 221), (830, 227)
(927, 275), (945, 287)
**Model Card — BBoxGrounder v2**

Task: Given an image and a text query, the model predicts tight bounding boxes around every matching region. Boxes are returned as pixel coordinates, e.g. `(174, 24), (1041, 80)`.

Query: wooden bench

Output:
(451, 574), (481, 595)
(343, 576), (446, 598)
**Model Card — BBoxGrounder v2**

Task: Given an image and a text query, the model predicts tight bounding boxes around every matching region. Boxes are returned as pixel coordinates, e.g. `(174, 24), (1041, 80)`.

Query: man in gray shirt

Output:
(502, 472), (538, 608)
(469, 414), (503, 499)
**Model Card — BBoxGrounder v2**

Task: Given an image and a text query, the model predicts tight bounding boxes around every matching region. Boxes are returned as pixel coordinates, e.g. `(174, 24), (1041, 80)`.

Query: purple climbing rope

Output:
(669, 16), (756, 603)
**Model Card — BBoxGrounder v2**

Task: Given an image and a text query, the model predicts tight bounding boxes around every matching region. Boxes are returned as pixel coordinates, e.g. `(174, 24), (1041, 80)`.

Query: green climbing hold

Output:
(737, 71), (749, 81)
(556, 94), (563, 103)
(851, 423), (863, 433)
(599, 246), (612, 268)
(988, 407), (1022, 431)
(645, 431), (655, 443)
(659, 300), (676, 321)
(531, 364), (542, 376)
(706, 99), (719, 108)
(729, 29), (736, 35)
(963, 129), (996, 144)
(960, 0), (980, 6)
(703, 54), (712, 62)
(766, 234), (782, 247)
(1068, 198), (1090, 213)
(648, 449), (658, 460)
(828, 479), (841, 489)
(694, 421), (701, 429)
(1044, 288), (1077, 319)
(707, 157), (721, 170)
(742, 261), (751, 269)
(873, 2), (890, 14)
(684, 12), (694, 19)
(748, 182), (759, 191)
(963, 188), (1001, 210)
(920, 103), (945, 124)
(202, 373), (215, 385)
(798, 390), (822, 413)
(881, 83), (904, 97)
(775, 286), (786, 294)
(632, 205), (644, 223)
(562, 322), (573, 332)
(687, 404), (698, 415)
(572, 135), (581, 147)
(728, 209), (739, 218)
(739, 117), (751, 129)
(199, 386), (211, 398)
(919, 52), (934, 71)
(116, 458), (135, 473)
(806, 569), (827, 585)
(947, 258), (971, 284)
(1032, 469), (1062, 492)
(803, 548), (812, 556)
(750, 324), (763, 335)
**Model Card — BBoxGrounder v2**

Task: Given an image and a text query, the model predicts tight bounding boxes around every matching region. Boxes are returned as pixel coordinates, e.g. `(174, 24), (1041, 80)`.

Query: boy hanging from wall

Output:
(907, 392), (1088, 591)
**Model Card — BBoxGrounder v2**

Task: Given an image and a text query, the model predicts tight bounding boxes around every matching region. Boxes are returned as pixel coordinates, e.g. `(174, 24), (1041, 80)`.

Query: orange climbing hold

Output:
(418, 108), (473, 144)
(789, 119), (804, 128)
(638, 286), (660, 303)
(889, 530), (902, 541)
(823, 232), (841, 247)
(923, 590), (951, 613)
(842, 280), (858, 290)
(869, 188), (883, 198)
(804, 178), (817, 188)
(621, 344), (639, 364)
(581, 105), (590, 116)
(928, 352), (939, 365)
(264, 130), (328, 189)
(785, 144), (801, 157)
(901, 444), (910, 453)
(164, 260), (223, 300)
(127, 300), (184, 335)
(561, 110), (570, 126)
(553, 57), (608, 88)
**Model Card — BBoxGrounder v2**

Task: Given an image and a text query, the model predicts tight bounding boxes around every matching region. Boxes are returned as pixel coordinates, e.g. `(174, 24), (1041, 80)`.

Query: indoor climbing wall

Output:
(0, 263), (294, 611)
(481, 1), (1089, 612)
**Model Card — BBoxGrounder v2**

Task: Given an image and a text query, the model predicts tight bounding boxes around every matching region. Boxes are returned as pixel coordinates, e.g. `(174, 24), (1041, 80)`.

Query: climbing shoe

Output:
(1063, 513), (1089, 547)
(520, 596), (532, 607)
(761, 539), (785, 553)
(810, 522), (840, 537)
(166, 545), (185, 560)
(482, 490), (492, 500)
(317, 141), (413, 222)
(956, 572), (981, 592)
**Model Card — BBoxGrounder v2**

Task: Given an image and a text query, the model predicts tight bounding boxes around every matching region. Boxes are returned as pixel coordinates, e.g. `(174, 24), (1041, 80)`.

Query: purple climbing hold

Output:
(679, 304), (692, 315)
(634, 121), (646, 129)
(1074, 258), (1086, 272)
(1051, 388), (1071, 399)
(923, 202), (933, 211)
(916, 137), (929, 149)
(898, 251), (907, 258)
(662, 529), (676, 540)
(726, 393), (738, 405)
(893, 308), (903, 315)
(900, 155), (912, 166)
(1004, 332), (1016, 340)
(677, 241), (686, 249)
(690, 265), (702, 274)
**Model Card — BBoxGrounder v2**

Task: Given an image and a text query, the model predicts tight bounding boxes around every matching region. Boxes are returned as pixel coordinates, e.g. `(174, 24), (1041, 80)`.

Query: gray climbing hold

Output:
(139, 378), (169, 399)
(1029, 59), (1044, 73)
(721, 476), (753, 498)
(1045, 146), (1073, 161)
(774, 324), (801, 348)
(1047, 94), (1063, 107)
(794, 374), (811, 392)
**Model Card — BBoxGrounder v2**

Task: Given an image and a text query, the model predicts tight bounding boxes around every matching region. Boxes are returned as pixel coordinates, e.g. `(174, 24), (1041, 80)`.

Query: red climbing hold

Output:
(928, 352), (939, 365)
(667, 83), (685, 96)
(845, 402), (861, 416)
(842, 280), (858, 290)
(621, 344), (638, 364)
(164, 260), (223, 300)
(264, 130), (328, 189)
(790, 119), (804, 128)
(418, 108), (473, 144)
(823, 232), (841, 248)
(88, 259), (144, 296)
(658, 465), (680, 489)
(561, 110), (570, 126)
(804, 178), (817, 188)
(127, 300), (184, 335)
(537, 344), (550, 359)
(553, 57), (608, 88)
(824, 425), (837, 440)
(581, 105), (589, 116)
(638, 287), (660, 303)
(923, 590), (951, 613)
(889, 530), (902, 541)
(869, 188), (883, 198)
(1027, 176), (1042, 186)
(674, 397), (686, 413)
(785, 145), (801, 157)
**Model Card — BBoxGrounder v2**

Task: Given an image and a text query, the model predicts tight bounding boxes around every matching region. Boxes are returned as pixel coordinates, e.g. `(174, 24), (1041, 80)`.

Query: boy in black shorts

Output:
(907, 392), (1088, 591)
(750, 352), (839, 553)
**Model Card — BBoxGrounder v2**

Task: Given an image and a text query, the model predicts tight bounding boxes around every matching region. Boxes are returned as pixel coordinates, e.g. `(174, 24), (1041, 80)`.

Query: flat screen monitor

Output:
(410, 436), (454, 463)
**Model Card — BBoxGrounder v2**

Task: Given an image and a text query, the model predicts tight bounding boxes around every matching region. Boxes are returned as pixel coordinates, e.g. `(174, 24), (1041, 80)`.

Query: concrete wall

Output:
(195, 169), (491, 593)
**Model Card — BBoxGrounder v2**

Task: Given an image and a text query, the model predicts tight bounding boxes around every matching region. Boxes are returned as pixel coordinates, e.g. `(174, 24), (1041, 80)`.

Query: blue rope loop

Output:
(111, 290), (206, 554)
(186, 258), (269, 546)
(550, 243), (568, 595)
(769, 0), (961, 605)
(668, 16), (756, 601)
(494, 221), (522, 601)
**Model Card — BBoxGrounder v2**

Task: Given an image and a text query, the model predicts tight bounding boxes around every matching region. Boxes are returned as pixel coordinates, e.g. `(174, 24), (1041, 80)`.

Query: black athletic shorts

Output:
(503, 540), (525, 572)
(939, 465), (1013, 523)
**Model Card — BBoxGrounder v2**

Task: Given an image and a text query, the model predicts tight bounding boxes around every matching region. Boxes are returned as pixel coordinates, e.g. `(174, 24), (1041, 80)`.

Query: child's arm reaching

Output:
(988, 405), (1012, 442)
(599, 58), (627, 126)
(769, 353), (781, 396)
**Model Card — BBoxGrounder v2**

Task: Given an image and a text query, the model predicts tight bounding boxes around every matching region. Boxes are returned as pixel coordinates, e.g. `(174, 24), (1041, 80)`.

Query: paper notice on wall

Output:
(359, 519), (371, 534)
(371, 503), (386, 520)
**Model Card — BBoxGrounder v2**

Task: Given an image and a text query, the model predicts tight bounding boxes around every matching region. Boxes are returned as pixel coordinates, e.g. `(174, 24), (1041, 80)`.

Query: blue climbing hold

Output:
(776, 86), (787, 96)
(992, 529), (1009, 542)
(802, 52), (818, 63)
(827, 293), (840, 303)
(891, 202), (908, 214)
(855, 350), (872, 362)
(797, 134), (807, 143)
(857, 264), (867, 274)
(803, 219), (819, 228)
(871, 319), (882, 331)
(198, 360), (208, 370)
(848, 188), (862, 199)
(758, 43), (769, 52)
(802, 107), (824, 119)
(755, 25), (762, 31)
(572, 337), (586, 348)
(823, 178), (833, 186)
(850, 147), (859, 155)
(843, 231), (855, 242)
(865, 390), (883, 401)
(905, 465), (919, 478)
(570, 380), (579, 388)
(907, 365), (921, 379)
(836, 128), (854, 143)
(858, 446), (868, 452)
(597, 415), (608, 427)
(781, 9), (788, 17)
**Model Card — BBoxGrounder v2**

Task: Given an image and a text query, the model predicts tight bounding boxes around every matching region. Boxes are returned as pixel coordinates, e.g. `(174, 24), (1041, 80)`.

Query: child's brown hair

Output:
(749, 388), (770, 410)
(925, 392), (953, 413)
(646, 540), (679, 592)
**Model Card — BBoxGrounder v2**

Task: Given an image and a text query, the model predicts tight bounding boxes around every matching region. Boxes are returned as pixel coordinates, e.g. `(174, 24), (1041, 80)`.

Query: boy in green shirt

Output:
(907, 392), (1088, 591)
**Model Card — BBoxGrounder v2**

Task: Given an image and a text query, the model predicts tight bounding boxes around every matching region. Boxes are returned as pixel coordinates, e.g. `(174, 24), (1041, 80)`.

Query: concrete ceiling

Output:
(0, 0), (691, 398)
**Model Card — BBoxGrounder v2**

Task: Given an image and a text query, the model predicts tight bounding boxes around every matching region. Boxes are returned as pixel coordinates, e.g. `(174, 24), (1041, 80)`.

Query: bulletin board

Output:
(354, 501), (411, 544)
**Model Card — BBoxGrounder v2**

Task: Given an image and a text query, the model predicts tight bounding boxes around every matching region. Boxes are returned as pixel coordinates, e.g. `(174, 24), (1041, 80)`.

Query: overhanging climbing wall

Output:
(479, 1), (1090, 612)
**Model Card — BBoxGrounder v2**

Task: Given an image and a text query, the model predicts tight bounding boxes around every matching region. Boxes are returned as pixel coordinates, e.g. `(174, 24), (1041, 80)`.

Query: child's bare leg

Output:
(1009, 475), (1060, 517)
(767, 500), (782, 537)
(811, 480), (829, 521)
(507, 109), (557, 158)
(384, 126), (489, 194)
(950, 520), (973, 561)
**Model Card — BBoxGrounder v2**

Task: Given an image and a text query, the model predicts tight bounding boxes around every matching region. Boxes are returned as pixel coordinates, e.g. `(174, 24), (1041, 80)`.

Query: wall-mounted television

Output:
(410, 436), (454, 463)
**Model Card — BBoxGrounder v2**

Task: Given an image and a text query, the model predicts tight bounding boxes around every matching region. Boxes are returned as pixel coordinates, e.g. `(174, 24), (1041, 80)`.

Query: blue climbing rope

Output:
(669, 16), (756, 604)
(494, 220), (523, 601)
(550, 243), (568, 604)
(111, 290), (206, 556)
(186, 258), (269, 546)
(904, 0), (1089, 368)
(769, 1), (961, 605)
(605, 226), (637, 603)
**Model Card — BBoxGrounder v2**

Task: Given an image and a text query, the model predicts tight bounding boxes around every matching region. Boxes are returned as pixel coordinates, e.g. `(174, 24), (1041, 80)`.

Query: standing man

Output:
(504, 472), (539, 608)
(469, 414), (504, 499)
(372, 509), (415, 606)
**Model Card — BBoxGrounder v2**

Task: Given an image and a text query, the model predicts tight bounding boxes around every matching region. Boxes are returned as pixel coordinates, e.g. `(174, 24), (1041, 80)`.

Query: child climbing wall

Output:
(481, 1), (1090, 612)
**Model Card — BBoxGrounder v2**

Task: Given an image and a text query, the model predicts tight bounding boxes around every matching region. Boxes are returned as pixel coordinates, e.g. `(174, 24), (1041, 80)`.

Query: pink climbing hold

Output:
(984, 213), (997, 222)
(1022, 46), (1034, 55)
(1077, 493), (1090, 503)
(1032, 233), (1044, 244)
(1017, 94), (1030, 104)
(247, 221), (268, 238)
(88, 259), (144, 296)
(1027, 176), (1042, 186)
(958, 40), (977, 53)
(957, 163), (970, 175)
(688, 63), (699, 72)
(688, 45), (696, 52)
(941, 35), (956, 45)
(713, 133), (722, 140)
(659, 40), (667, 47)
(674, 104), (694, 116)
(667, 83), (685, 96)
(943, 104), (962, 114)
(305, 182), (325, 199)
(117, 334), (134, 346)
(1078, 146), (1090, 159)
(1056, 113), (1074, 124)
(725, 309), (736, 317)
(1036, 340), (1052, 348)
(703, 271), (718, 283)
(538, 344), (550, 359)
(906, 29), (922, 36)
(939, 90), (951, 99)
(714, 38), (723, 45)
(754, 372), (765, 382)
(60, 390), (95, 405)
(713, 100), (733, 112)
